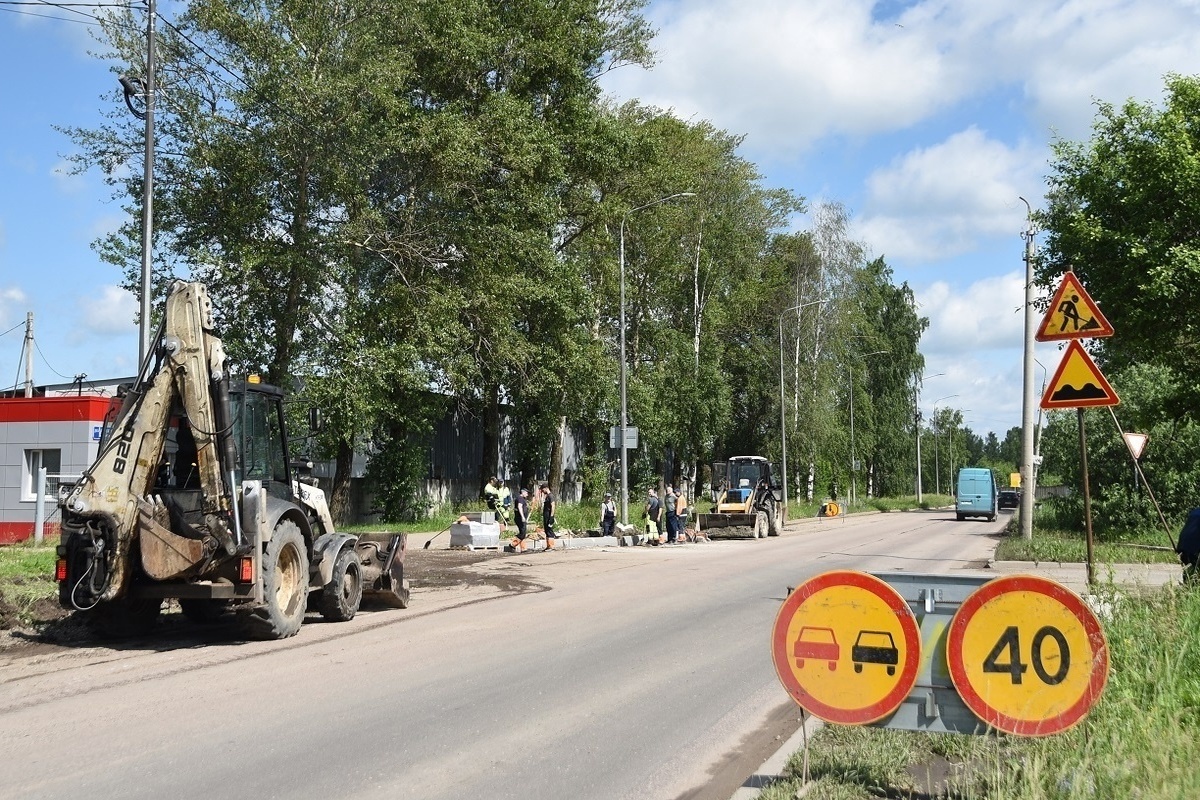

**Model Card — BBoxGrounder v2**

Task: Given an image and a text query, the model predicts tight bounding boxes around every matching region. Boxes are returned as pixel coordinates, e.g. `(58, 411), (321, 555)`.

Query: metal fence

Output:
(31, 471), (81, 544)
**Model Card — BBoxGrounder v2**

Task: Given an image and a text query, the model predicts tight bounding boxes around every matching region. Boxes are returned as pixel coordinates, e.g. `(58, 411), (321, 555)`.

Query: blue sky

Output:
(4, 0), (1200, 439)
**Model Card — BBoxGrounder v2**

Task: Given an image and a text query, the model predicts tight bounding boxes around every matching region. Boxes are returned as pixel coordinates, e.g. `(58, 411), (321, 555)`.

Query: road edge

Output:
(729, 711), (824, 799)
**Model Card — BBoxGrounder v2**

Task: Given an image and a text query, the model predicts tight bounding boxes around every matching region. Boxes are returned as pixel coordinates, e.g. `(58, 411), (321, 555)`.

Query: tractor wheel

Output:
(86, 596), (163, 639)
(766, 499), (781, 537)
(319, 547), (363, 622)
(241, 520), (309, 640)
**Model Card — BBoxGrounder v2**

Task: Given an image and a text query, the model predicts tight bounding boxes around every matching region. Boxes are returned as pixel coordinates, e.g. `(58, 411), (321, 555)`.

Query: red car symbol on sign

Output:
(794, 626), (840, 671)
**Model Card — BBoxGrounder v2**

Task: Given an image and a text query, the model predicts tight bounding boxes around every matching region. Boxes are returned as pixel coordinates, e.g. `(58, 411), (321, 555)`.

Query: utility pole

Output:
(1019, 198), (1037, 540)
(139, 0), (157, 366)
(118, 0), (158, 365)
(23, 312), (34, 397)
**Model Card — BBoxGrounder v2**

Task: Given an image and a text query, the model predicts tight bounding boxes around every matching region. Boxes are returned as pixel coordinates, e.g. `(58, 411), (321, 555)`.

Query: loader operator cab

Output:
(230, 378), (293, 500)
(148, 377), (295, 503)
(713, 457), (781, 504)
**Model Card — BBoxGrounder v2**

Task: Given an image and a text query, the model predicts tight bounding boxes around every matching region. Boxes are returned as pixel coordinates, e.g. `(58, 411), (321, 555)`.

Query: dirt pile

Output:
(0, 590), (19, 630)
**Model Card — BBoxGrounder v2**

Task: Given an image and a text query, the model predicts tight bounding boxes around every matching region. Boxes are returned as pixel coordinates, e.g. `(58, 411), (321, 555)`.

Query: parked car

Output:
(998, 489), (1020, 509)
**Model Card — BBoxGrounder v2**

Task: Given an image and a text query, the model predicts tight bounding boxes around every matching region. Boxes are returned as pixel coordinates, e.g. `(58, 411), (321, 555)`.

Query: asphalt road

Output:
(0, 508), (1003, 800)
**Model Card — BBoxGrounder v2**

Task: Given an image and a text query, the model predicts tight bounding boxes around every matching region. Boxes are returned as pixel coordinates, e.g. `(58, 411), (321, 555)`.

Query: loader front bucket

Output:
(696, 512), (760, 539)
(359, 533), (411, 608)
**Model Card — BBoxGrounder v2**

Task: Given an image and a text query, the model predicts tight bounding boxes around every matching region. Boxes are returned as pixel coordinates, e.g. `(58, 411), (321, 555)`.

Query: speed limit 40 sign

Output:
(946, 574), (1109, 736)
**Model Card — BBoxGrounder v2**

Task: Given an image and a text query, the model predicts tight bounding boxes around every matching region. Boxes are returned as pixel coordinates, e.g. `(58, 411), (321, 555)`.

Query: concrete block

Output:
(450, 521), (501, 550)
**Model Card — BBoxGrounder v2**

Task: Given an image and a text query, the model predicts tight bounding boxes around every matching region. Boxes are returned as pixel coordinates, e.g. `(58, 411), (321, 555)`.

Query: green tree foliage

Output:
(1036, 73), (1200, 536)
(64, 0), (934, 519)
(1039, 74), (1200, 413)
(1038, 362), (1200, 537)
(842, 257), (927, 497)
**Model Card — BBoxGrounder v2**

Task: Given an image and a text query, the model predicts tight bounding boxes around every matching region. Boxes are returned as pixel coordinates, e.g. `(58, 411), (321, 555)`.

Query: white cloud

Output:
(603, 0), (1200, 155)
(605, 0), (962, 152)
(855, 128), (1045, 261)
(0, 285), (28, 329)
(916, 271), (1028, 355)
(51, 159), (88, 195)
(914, 272), (1066, 436)
(75, 285), (137, 337)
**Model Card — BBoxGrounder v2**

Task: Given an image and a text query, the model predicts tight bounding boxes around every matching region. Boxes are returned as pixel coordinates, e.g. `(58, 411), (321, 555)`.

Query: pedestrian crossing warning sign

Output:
(1041, 340), (1120, 409)
(1036, 271), (1114, 342)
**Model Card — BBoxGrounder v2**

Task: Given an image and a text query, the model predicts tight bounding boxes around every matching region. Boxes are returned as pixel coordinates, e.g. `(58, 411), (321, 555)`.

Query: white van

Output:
(955, 468), (997, 521)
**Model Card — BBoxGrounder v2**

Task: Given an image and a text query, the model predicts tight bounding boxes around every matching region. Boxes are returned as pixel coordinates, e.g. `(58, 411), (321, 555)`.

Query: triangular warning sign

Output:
(1123, 432), (1148, 460)
(1036, 271), (1115, 342)
(1040, 340), (1120, 409)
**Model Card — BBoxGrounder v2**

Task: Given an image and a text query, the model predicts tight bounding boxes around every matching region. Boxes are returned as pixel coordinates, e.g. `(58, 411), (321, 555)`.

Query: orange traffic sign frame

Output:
(1040, 340), (1119, 409)
(771, 570), (921, 725)
(946, 575), (1109, 736)
(1036, 271), (1114, 342)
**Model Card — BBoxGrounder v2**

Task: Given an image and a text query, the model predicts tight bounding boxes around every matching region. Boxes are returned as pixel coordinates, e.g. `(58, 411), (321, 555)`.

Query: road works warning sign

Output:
(771, 571), (921, 725)
(946, 574), (1109, 737)
(1036, 271), (1114, 342)
(1040, 340), (1120, 409)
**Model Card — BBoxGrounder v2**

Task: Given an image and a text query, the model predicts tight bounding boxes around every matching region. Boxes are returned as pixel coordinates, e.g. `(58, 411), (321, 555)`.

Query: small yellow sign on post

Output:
(1009, 472), (1021, 488)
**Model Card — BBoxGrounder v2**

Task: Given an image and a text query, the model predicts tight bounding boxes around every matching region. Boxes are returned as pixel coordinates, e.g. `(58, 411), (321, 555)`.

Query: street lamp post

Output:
(930, 394), (958, 497)
(619, 192), (695, 525)
(914, 372), (944, 503)
(778, 299), (827, 512)
(848, 350), (888, 507)
(948, 409), (970, 494)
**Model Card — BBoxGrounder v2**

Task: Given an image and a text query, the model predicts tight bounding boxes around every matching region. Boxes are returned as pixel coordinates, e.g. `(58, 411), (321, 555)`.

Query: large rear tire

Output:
(319, 547), (363, 622)
(241, 520), (309, 640)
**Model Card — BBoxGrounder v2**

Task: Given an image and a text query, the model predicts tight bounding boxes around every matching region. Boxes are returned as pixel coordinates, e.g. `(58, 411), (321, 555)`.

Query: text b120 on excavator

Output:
(56, 281), (409, 639)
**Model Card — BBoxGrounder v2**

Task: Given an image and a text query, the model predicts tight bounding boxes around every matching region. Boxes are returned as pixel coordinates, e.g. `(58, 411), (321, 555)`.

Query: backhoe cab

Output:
(56, 281), (408, 639)
(696, 456), (784, 539)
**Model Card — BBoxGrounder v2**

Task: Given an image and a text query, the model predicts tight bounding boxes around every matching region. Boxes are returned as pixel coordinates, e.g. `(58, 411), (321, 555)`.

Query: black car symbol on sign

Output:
(852, 630), (899, 676)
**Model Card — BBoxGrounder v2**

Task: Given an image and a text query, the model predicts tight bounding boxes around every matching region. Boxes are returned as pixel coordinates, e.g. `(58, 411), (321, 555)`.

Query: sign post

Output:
(1038, 272), (1119, 583)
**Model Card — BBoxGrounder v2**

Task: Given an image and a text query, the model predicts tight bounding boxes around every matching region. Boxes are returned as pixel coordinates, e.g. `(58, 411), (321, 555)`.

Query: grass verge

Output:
(0, 542), (58, 626)
(995, 525), (1178, 564)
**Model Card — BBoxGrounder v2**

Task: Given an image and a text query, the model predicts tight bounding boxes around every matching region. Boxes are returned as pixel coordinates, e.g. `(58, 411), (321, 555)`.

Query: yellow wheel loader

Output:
(56, 281), (408, 640)
(696, 456), (785, 539)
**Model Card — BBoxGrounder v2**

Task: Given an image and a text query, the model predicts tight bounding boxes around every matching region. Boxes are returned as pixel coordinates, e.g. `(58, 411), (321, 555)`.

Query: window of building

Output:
(23, 449), (62, 502)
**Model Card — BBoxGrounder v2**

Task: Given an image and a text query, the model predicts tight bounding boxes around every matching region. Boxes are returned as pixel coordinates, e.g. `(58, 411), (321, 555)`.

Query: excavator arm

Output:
(60, 282), (238, 606)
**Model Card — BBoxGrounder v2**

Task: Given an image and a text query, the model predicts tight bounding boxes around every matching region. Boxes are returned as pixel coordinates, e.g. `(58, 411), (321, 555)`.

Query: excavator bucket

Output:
(358, 533), (410, 608)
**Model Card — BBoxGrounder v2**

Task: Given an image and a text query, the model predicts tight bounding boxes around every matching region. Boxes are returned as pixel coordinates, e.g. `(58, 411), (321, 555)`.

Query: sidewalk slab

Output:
(987, 560), (1181, 594)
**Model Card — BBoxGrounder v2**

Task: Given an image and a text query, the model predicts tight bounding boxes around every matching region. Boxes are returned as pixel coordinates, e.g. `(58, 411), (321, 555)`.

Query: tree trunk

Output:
(480, 384), (501, 495)
(548, 415), (566, 496)
(329, 439), (355, 527)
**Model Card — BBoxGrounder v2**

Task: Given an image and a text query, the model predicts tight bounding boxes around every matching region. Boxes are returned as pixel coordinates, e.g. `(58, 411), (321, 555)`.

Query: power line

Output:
(33, 338), (74, 381)
(0, 6), (102, 23)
